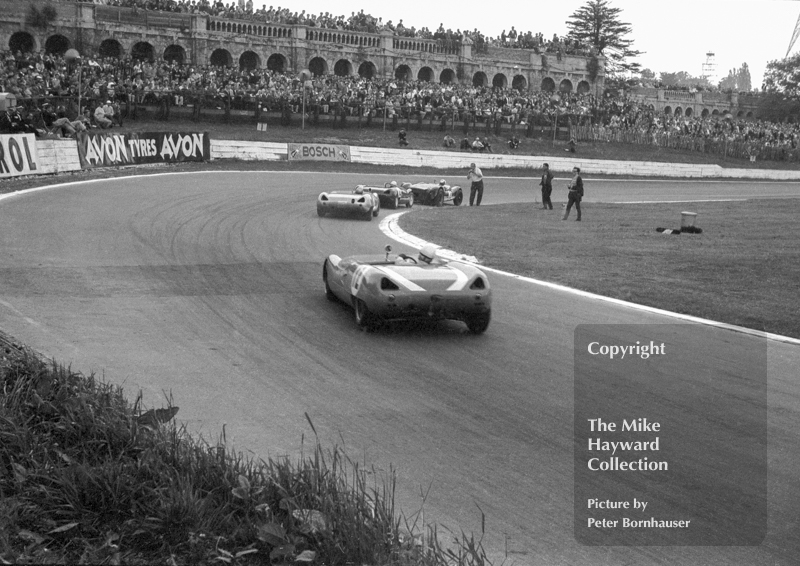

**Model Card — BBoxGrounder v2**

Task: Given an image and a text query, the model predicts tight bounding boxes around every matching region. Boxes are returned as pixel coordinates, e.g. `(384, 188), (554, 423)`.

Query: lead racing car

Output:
(322, 244), (491, 333)
(317, 188), (380, 220)
(406, 179), (464, 207)
(354, 181), (414, 209)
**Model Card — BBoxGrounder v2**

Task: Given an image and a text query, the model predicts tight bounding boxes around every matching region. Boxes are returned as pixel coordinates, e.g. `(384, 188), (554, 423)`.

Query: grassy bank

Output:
(400, 199), (800, 339)
(0, 345), (491, 565)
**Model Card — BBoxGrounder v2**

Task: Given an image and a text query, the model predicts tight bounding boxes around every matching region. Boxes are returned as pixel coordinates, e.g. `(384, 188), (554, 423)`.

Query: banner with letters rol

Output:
(0, 133), (39, 179)
(287, 143), (350, 162)
(76, 131), (210, 168)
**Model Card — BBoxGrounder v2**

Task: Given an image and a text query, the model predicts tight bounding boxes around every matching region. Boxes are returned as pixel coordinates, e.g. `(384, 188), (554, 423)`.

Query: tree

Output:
(762, 54), (800, 97)
(719, 63), (752, 92)
(659, 71), (713, 90)
(566, 0), (642, 73)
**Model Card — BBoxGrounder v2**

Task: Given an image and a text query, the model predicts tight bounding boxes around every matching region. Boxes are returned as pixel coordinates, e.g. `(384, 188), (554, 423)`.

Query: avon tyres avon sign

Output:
(287, 143), (350, 162)
(0, 133), (39, 179)
(77, 132), (210, 168)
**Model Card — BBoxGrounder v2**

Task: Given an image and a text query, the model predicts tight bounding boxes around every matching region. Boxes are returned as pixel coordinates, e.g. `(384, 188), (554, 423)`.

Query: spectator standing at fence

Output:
(562, 166), (583, 221)
(539, 162), (553, 210)
(467, 162), (484, 206)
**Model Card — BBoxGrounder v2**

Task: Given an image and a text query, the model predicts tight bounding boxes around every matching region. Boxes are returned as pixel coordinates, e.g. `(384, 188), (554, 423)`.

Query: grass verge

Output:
(400, 199), (800, 339)
(0, 347), (493, 565)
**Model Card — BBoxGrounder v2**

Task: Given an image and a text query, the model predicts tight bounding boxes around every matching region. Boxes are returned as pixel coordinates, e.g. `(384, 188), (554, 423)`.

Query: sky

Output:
(269, 0), (800, 88)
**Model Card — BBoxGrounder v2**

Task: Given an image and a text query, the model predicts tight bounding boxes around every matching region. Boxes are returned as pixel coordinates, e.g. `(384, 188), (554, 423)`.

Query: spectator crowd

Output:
(1, 39), (798, 161)
(55, 0), (593, 56)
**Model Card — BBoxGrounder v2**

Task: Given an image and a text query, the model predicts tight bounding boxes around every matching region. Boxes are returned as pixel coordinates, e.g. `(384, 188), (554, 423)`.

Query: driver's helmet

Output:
(389, 181), (398, 187)
(418, 243), (439, 264)
(439, 179), (446, 186)
(354, 186), (364, 194)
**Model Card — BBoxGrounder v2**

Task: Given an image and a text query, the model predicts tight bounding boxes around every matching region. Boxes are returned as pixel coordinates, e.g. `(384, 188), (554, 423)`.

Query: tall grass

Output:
(0, 351), (493, 565)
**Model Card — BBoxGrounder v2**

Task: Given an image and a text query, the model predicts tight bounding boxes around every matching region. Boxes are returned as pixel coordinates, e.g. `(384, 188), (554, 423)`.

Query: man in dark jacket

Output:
(562, 166), (583, 221)
(539, 162), (553, 210)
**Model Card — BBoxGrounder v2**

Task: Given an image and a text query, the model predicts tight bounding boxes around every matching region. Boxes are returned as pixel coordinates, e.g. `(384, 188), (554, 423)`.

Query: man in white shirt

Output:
(94, 103), (112, 129)
(467, 162), (484, 206)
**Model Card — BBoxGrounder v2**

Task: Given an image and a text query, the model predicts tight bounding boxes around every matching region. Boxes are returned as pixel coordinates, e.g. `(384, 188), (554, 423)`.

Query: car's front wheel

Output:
(406, 194), (414, 208)
(354, 299), (378, 331)
(317, 206), (326, 217)
(392, 195), (400, 209)
(373, 198), (381, 217)
(453, 190), (463, 206)
(465, 311), (491, 334)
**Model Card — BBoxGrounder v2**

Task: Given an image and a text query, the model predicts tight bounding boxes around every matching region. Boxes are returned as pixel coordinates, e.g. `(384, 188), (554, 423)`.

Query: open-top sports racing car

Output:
(355, 182), (414, 209)
(317, 188), (380, 220)
(405, 179), (464, 206)
(322, 244), (491, 333)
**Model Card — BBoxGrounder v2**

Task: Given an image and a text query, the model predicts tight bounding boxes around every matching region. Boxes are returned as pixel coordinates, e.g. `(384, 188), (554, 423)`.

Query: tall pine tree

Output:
(566, 0), (642, 74)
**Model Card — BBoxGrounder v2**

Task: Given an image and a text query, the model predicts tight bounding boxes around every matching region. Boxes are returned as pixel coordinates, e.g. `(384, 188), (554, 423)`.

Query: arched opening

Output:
(664, 106), (672, 115)
(559, 79), (573, 93)
(712, 109), (720, 116)
(674, 107), (683, 117)
(395, 64), (412, 81)
(701, 108), (710, 118)
(131, 42), (155, 62)
(746, 111), (753, 118)
(239, 50), (260, 70)
(577, 80), (591, 94)
(440, 68), (456, 84)
(334, 59), (352, 76)
(540, 77), (556, 92)
(99, 38), (123, 59)
(418, 66), (434, 82)
(309, 57), (327, 76)
(9, 31), (35, 53)
(737, 110), (745, 118)
(473, 71), (488, 87)
(512, 75), (527, 91)
(164, 45), (186, 65)
(44, 35), (70, 56)
(492, 73), (508, 88)
(685, 107), (693, 117)
(358, 61), (377, 79)
(266, 53), (287, 73)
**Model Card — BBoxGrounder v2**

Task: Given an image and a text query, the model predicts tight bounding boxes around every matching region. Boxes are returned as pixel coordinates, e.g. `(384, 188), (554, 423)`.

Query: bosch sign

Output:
(288, 143), (350, 162)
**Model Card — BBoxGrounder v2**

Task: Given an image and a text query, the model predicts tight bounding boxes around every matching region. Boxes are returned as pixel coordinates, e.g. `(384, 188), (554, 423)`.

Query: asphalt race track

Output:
(1, 171), (798, 565)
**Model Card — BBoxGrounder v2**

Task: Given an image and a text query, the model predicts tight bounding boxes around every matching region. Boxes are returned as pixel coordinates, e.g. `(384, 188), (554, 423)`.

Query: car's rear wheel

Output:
(453, 190), (463, 206)
(392, 195), (399, 209)
(354, 299), (377, 331)
(465, 311), (491, 334)
(323, 262), (336, 301)
(406, 194), (414, 208)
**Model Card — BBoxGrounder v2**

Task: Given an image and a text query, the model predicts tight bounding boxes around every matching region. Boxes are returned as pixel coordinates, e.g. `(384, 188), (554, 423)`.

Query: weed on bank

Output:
(0, 351), (492, 565)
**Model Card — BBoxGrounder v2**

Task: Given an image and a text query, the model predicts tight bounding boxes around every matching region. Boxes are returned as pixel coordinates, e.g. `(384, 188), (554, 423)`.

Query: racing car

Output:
(406, 179), (464, 206)
(317, 188), (380, 220)
(322, 244), (491, 333)
(355, 182), (414, 209)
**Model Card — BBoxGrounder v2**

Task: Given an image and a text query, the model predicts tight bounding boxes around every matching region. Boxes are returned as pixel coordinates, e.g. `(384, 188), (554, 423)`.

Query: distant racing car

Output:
(322, 244), (491, 333)
(317, 188), (380, 220)
(355, 182), (414, 209)
(406, 179), (464, 206)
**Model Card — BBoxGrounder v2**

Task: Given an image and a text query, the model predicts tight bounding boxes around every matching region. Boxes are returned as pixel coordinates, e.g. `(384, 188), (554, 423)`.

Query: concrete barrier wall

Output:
(210, 142), (797, 180)
(20, 138), (800, 181)
(34, 139), (82, 175)
(210, 140), (286, 161)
